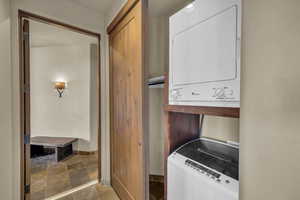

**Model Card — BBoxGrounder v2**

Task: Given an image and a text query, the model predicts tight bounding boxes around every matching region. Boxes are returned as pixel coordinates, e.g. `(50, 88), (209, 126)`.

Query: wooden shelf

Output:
(165, 104), (240, 118)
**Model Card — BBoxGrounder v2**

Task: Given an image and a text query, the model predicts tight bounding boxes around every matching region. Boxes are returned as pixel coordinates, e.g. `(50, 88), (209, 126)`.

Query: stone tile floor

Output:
(58, 181), (164, 200)
(57, 184), (120, 200)
(31, 152), (164, 200)
(31, 153), (98, 200)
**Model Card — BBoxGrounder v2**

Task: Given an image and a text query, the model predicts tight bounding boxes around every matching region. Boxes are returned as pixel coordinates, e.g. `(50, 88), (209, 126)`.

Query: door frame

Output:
(107, 0), (149, 199)
(18, 10), (102, 200)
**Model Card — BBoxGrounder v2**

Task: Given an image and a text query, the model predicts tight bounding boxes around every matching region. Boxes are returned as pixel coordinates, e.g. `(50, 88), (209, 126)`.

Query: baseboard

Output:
(74, 151), (97, 155)
(149, 175), (164, 183)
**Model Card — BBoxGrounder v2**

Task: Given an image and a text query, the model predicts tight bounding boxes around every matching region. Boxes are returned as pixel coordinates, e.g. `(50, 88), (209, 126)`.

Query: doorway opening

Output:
(19, 10), (101, 200)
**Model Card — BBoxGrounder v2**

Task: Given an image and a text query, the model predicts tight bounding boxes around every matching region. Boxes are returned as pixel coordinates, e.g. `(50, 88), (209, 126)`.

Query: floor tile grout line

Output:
(44, 180), (98, 200)
(31, 153), (99, 199)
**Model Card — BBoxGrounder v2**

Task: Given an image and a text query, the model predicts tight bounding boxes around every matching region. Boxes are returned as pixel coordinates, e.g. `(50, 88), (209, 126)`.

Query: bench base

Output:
(31, 143), (74, 162)
(56, 143), (73, 162)
(30, 136), (78, 162)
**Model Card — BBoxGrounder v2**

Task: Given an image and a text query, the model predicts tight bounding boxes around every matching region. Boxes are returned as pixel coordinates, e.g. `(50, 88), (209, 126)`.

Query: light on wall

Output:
(54, 82), (66, 98)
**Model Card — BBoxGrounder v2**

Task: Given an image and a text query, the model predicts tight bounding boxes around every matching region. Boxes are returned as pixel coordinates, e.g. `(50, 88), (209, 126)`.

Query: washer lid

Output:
(176, 138), (239, 180)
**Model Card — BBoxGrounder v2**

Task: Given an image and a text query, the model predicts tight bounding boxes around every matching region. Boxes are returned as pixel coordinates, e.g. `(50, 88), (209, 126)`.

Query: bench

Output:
(31, 136), (78, 162)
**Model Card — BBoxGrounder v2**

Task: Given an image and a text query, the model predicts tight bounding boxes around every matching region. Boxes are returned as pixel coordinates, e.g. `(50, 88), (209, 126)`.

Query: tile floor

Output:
(57, 184), (120, 200)
(31, 152), (98, 200)
(31, 151), (164, 200)
(59, 181), (164, 200)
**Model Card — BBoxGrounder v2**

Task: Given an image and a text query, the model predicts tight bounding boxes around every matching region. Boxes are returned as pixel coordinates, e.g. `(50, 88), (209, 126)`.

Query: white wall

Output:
(0, 0), (9, 22)
(10, 0), (110, 199)
(0, 0), (12, 199)
(202, 116), (239, 142)
(149, 89), (164, 175)
(148, 16), (168, 175)
(89, 44), (99, 152)
(240, 0), (300, 199)
(30, 44), (98, 151)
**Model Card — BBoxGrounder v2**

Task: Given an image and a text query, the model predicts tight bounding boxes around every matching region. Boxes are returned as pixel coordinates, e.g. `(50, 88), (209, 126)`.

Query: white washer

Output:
(168, 138), (239, 200)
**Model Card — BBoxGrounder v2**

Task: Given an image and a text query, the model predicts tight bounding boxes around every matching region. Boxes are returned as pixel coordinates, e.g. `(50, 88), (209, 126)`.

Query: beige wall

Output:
(148, 16), (168, 175)
(89, 44), (99, 152)
(148, 16), (168, 77)
(0, 0), (12, 199)
(149, 89), (164, 175)
(240, 0), (300, 199)
(202, 116), (239, 142)
(0, 0), (9, 22)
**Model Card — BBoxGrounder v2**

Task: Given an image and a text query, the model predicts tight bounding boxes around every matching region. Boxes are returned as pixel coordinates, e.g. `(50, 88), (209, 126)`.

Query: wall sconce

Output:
(54, 82), (66, 98)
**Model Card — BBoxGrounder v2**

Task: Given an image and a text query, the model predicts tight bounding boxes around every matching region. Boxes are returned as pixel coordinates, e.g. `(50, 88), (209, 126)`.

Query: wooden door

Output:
(21, 19), (31, 200)
(109, 1), (148, 200)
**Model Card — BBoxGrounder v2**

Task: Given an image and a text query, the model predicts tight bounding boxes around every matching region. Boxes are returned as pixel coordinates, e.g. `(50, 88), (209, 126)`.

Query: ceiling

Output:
(30, 20), (98, 47)
(69, 0), (114, 14)
(29, 0), (191, 47)
(67, 0), (191, 17)
(149, 0), (192, 16)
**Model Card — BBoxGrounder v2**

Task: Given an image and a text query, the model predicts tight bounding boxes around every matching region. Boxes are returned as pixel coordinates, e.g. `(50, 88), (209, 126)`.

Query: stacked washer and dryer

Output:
(167, 0), (241, 199)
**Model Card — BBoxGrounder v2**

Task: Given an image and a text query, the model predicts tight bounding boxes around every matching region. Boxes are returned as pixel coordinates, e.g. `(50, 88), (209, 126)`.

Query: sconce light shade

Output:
(54, 82), (66, 98)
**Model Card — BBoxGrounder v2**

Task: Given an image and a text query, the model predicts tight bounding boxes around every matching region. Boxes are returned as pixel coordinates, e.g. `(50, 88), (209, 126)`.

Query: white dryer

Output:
(169, 0), (242, 108)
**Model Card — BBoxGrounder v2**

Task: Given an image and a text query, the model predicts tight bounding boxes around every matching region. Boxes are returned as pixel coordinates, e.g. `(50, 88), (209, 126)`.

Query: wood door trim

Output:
(109, 16), (135, 38)
(21, 19), (31, 200)
(19, 10), (101, 40)
(107, 0), (139, 34)
(18, 10), (102, 200)
(19, 13), (25, 200)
